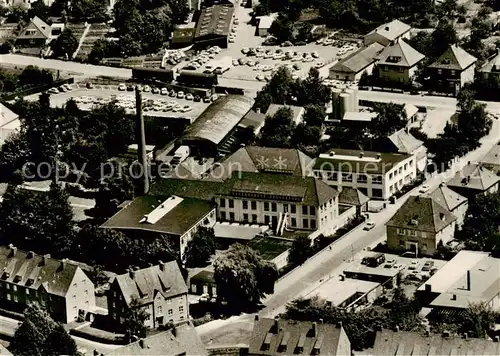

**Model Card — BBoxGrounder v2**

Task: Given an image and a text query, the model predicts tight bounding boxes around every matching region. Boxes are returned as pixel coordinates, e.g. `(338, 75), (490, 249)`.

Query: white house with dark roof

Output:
(386, 195), (457, 256)
(364, 19), (411, 47)
(380, 128), (427, 172)
(424, 183), (468, 228)
(428, 45), (477, 95)
(375, 40), (425, 85)
(0, 103), (20, 146)
(16, 16), (52, 47)
(329, 42), (385, 81)
(446, 163), (500, 200)
(480, 140), (500, 174)
(0, 244), (95, 323)
(248, 316), (351, 356)
(478, 51), (500, 80)
(313, 148), (417, 200)
(108, 262), (189, 329)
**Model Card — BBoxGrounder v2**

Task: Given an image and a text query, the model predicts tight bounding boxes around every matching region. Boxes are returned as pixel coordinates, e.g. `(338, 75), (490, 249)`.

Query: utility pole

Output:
(135, 87), (149, 194)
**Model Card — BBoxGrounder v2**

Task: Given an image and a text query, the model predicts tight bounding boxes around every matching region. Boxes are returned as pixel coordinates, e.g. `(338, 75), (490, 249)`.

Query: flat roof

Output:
(343, 260), (402, 278)
(213, 222), (268, 240)
(311, 278), (380, 306)
(258, 16), (275, 30)
(342, 111), (377, 122)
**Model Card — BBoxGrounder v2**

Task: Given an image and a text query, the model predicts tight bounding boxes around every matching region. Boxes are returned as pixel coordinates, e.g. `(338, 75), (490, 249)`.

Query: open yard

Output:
(247, 236), (292, 261)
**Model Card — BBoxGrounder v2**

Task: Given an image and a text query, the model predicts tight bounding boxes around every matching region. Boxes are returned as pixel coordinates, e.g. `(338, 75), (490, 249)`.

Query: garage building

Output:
(194, 4), (234, 48)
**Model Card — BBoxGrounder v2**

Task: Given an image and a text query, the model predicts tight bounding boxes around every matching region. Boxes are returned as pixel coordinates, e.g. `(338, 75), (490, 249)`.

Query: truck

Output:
(176, 70), (218, 89)
(132, 67), (174, 84)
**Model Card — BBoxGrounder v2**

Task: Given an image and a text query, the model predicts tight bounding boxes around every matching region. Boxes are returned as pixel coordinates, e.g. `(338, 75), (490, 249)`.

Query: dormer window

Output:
(441, 58), (451, 65)
(387, 56), (402, 63)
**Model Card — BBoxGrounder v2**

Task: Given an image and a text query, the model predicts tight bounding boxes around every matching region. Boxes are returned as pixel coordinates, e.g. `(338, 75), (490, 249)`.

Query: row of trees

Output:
(0, 65), (54, 94)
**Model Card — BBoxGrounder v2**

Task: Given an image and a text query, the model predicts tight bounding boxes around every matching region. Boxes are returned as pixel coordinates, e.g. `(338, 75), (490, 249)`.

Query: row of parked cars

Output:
(241, 47), (321, 63)
(47, 83), (74, 94)
(184, 46), (223, 71)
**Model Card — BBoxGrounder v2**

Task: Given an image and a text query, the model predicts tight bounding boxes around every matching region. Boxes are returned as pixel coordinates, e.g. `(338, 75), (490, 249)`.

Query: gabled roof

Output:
(366, 20), (411, 42)
(447, 163), (500, 191)
(429, 45), (477, 71)
(100, 195), (215, 236)
(207, 146), (314, 180)
(386, 195), (456, 233)
(248, 318), (347, 356)
(330, 43), (385, 74)
(265, 104), (304, 123)
(372, 329), (500, 355)
(0, 344), (11, 356)
(426, 184), (467, 211)
(0, 245), (82, 298)
(0, 103), (19, 128)
(480, 141), (500, 171)
(387, 129), (423, 154)
(478, 51), (500, 73)
(108, 322), (207, 355)
(150, 179), (223, 201)
(113, 262), (187, 307)
(194, 4), (234, 39)
(17, 16), (51, 40)
(377, 40), (425, 68)
(339, 187), (369, 206)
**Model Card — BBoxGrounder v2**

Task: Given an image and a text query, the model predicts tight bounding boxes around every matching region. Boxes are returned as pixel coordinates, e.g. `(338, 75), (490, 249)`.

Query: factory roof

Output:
(330, 43), (385, 74)
(365, 19), (411, 42)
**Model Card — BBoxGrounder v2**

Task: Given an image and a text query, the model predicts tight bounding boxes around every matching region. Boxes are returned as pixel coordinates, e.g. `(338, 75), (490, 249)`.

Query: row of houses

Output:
(330, 19), (498, 94)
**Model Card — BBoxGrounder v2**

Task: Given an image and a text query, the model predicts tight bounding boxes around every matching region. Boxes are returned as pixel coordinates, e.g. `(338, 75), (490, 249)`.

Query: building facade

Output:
(0, 245), (95, 323)
(108, 262), (189, 329)
(329, 42), (385, 81)
(375, 40), (425, 85)
(313, 149), (417, 200)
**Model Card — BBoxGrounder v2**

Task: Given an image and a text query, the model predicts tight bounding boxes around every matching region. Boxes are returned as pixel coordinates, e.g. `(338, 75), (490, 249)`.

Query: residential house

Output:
(190, 270), (216, 297)
(372, 329), (500, 355)
(478, 51), (500, 80)
(107, 262), (189, 329)
(0, 244), (95, 323)
(265, 104), (305, 125)
(480, 140), (500, 174)
(377, 128), (427, 172)
(100, 195), (216, 258)
(248, 316), (351, 356)
(428, 45), (477, 95)
(425, 183), (468, 228)
(416, 250), (500, 315)
(257, 16), (274, 37)
(16, 16), (51, 47)
(107, 322), (207, 355)
(338, 187), (369, 217)
(0, 344), (11, 356)
(386, 195), (457, 256)
(364, 19), (411, 47)
(446, 163), (500, 200)
(404, 103), (419, 124)
(375, 40), (425, 85)
(329, 42), (385, 81)
(0, 103), (20, 146)
(313, 148), (417, 200)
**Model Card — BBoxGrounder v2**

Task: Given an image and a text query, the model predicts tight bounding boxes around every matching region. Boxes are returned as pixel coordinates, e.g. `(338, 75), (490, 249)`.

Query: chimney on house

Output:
(440, 213), (446, 222)
(159, 261), (165, 271)
(337, 321), (343, 329)
(41, 254), (50, 266)
(274, 318), (279, 333)
(451, 294), (457, 300)
(135, 87), (149, 194)
(443, 330), (451, 338)
(60, 259), (67, 271)
(466, 270), (471, 291)
(172, 325), (177, 337)
(8, 244), (16, 257)
(319, 318), (323, 324)
(27, 251), (34, 259)
(494, 336), (500, 342)
(385, 26), (390, 31)
(256, 108), (261, 114)
(394, 325), (400, 332)
(329, 151), (335, 157)
(255, 314), (259, 321)
(312, 322), (317, 338)
(139, 339), (145, 349)
(376, 153), (381, 159)
(463, 333), (468, 340)
(359, 152), (364, 159)
(129, 269), (135, 280)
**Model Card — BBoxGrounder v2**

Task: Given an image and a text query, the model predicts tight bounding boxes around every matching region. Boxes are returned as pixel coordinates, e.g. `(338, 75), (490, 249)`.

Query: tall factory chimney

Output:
(135, 86), (149, 194)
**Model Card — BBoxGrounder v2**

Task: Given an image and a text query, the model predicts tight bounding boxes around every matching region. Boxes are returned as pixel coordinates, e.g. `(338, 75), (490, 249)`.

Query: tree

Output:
(184, 227), (216, 268)
(28, 0), (51, 22)
(303, 105), (326, 126)
(288, 235), (312, 266)
(167, 0), (189, 24)
(258, 107), (295, 148)
(140, 9), (170, 54)
(457, 302), (499, 338)
(292, 123), (322, 147)
(295, 67), (331, 106)
(371, 102), (407, 138)
(253, 91), (273, 112)
(268, 13), (294, 43)
(213, 243), (278, 311)
(10, 304), (77, 356)
(51, 28), (78, 59)
(88, 39), (110, 64)
(387, 287), (422, 330)
(0, 128), (31, 181)
(430, 21), (458, 58)
(70, 0), (108, 22)
(123, 297), (148, 341)
(263, 66), (295, 105)
(18, 66), (53, 87)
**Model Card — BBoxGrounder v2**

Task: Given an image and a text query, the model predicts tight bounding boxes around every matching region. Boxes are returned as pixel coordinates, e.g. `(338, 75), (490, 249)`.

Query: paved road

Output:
(197, 117), (500, 345)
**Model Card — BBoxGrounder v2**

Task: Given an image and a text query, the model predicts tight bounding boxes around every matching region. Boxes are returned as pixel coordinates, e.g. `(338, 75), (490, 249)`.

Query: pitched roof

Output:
(248, 318), (347, 355)
(17, 16), (51, 40)
(0, 103), (19, 128)
(0, 245), (82, 297)
(387, 129), (423, 154)
(182, 95), (254, 145)
(425, 184), (467, 211)
(480, 141), (500, 171)
(372, 329), (500, 355)
(114, 262), (187, 307)
(220, 172), (338, 206)
(478, 51), (500, 73)
(194, 4), (234, 39)
(265, 104), (304, 123)
(108, 322), (206, 356)
(330, 43), (385, 74)
(150, 179), (223, 201)
(207, 146), (314, 179)
(313, 148), (411, 174)
(446, 163), (500, 191)
(339, 187), (369, 206)
(100, 195), (215, 236)
(366, 19), (411, 41)
(386, 195), (456, 233)
(429, 45), (477, 71)
(377, 40), (425, 68)
(0, 344), (12, 356)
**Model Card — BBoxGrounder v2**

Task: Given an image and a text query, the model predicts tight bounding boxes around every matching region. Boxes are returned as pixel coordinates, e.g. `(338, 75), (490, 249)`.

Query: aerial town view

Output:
(1, 0), (500, 355)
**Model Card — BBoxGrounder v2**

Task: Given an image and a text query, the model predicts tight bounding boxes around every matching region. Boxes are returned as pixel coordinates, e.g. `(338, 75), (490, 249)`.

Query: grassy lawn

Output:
(248, 236), (293, 261)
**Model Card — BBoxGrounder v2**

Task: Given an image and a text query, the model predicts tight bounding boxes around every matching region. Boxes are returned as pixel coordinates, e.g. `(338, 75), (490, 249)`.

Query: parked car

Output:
(280, 41), (293, 47)
(256, 74), (265, 81)
(364, 221), (376, 230)
(152, 87), (160, 94)
(194, 95), (201, 102)
(63, 83), (73, 91)
(211, 94), (219, 101)
(200, 293), (210, 303)
(229, 37), (235, 43)
(315, 61), (325, 68)
(118, 84), (127, 91)
(181, 105), (192, 112)
(48, 87), (59, 94)
(86, 82), (94, 89)
(419, 184), (430, 193)
(58, 85), (67, 92)
(126, 85), (134, 91)
(232, 59), (239, 66)
(177, 91), (185, 98)
(161, 87), (168, 95)
(241, 47), (249, 54)
(238, 57), (248, 65)
(316, 38), (325, 44)
(143, 85), (151, 92)
(169, 89), (176, 97)
(203, 96), (211, 103)
(185, 93), (194, 100)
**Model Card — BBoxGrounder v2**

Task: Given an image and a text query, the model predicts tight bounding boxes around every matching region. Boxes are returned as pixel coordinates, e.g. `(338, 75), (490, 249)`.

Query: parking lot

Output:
(26, 84), (212, 121)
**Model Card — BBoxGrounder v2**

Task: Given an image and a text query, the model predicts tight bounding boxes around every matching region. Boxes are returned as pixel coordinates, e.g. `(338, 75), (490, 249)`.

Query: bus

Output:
(176, 70), (218, 89)
(132, 67), (174, 83)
